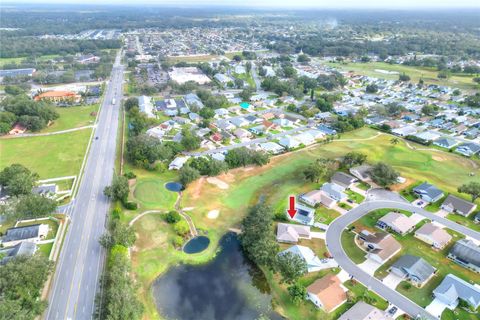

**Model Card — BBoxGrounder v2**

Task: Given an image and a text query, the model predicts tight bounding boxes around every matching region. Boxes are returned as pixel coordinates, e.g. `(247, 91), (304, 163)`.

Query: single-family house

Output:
(210, 132), (223, 142)
(214, 108), (229, 117)
(249, 125), (266, 135)
(214, 73), (233, 86)
(184, 93), (204, 109)
(138, 95), (156, 118)
(321, 183), (347, 202)
(244, 115), (262, 124)
(1, 224), (49, 247)
(392, 125), (417, 137)
(306, 274), (347, 312)
(390, 255), (436, 287)
(146, 126), (165, 140)
(258, 142), (284, 154)
(317, 125), (337, 135)
(376, 212), (416, 235)
(413, 182), (444, 203)
(338, 301), (393, 320)
(331, 172), (357, 189)
(475, 212), (480, 224)
(230, 117), (249, 128)
(304, 129), (325, 140)
(456, 143), (480, 157)
(233, 128), (252, 139)
(414, 223), (452, 250)
(447, 239), (480, 273)
(434, 137), (458, 149)
(278, 136), (301, 149)
(34, 91), (81, 104)
(276, 223), (311, 244)
(350, 165), (372, 182)
(433, 274), (480, 310)
(441, 195), (477, 217)
(358, 231), (402, 264)
(294, 132), (315, 146)
(168, 157), (189, 170)
(33, 184), (58, 198)
(273, 118), (295, 127)
(289, 203), (315, 226)
(299, 190), (336, 208)
(0, 241), (37, 265)
(211, 153), (225, 162)
(279, 245), (324, 272)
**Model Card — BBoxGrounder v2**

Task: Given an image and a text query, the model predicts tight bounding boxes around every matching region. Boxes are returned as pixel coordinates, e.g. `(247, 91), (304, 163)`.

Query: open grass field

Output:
(0, 54), (60, 67)
(40, 105), (99, 133)
(166, 54), (220, 63)
(0, 129), (92, 178)
(326, 61), (479, 90)
(130, 213), (221, 320)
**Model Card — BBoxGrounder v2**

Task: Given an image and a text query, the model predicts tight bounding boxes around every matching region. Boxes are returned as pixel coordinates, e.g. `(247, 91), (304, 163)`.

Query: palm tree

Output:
(390, 137), (400, 145)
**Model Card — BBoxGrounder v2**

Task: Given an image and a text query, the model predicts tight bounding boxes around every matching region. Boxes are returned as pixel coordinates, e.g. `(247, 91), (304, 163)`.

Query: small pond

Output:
(183, 236), (210, 254)
(165, 182), (183, 192)
(153, 233), (281, 320)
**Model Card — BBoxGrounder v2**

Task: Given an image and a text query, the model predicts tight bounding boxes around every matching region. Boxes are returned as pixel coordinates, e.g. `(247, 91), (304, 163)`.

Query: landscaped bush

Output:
(164, 211), (181, 224)
(123, 201), (138, 210)
(123, 171), (137, 179)
(173, 220), (190, 236)
(172, 235), (184, 248)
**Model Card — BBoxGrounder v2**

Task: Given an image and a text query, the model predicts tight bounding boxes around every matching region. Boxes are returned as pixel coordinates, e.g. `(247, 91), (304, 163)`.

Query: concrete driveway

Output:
(426, 298), (449, 318)
(358, 259), (382, 276)
(383, 272), (404, 289)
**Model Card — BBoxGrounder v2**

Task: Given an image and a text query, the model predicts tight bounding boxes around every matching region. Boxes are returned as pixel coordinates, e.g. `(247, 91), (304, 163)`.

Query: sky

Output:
(8, 0), (480, 9)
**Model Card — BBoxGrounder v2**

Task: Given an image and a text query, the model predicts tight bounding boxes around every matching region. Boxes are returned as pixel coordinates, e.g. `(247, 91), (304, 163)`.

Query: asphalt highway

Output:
(326, 199), (480, 320)
(45, 52), (124, 320)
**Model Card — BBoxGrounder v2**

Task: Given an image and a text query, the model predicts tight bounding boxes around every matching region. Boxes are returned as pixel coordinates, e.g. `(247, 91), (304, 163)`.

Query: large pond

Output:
(152, 233), (282, 320)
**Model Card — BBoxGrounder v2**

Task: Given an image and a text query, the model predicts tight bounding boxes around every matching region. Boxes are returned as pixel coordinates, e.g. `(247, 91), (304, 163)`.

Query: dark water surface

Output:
(152, 233), (282, 320)
(165, 182), (183, 192)
(183, 236), (210, 254)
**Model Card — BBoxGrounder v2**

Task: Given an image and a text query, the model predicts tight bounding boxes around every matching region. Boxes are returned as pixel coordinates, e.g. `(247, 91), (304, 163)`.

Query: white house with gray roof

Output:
(390, 255), (436, 287)
(456, 142), (480, 157)
(434, 137), (458, 149)
(276, 223), (311, 244)
(441, 194), (477, 217)
(1, 224), (49, 247)
(321, 183), (347, 202)
(413, 182), (444, 203)
(0, 241), (37, 265)
(433, 274), (480, 310)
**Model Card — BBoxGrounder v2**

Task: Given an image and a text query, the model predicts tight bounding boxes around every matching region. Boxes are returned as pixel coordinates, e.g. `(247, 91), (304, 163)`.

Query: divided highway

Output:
(326, 198), (480, 320)
(46, 52), (124, 320)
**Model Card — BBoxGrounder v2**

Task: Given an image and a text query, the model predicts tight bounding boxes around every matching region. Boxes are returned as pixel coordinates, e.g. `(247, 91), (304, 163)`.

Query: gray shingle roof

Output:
(413, 182), (443, 200)
(392, 255), (436, 283)
(0, 242), (37, 264)
(449, 239), (480, 268)
(2, 224), (42, 242)
(433, 274), (480, 309)
(442, 194), (476, 215)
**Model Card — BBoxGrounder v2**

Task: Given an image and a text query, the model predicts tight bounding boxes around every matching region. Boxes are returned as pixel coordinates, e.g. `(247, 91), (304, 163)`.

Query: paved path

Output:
(46, 51), (124, 320)
(175, 193), (198, 237)
(326, 198), (480, 320)
(3, 125), (95, 139)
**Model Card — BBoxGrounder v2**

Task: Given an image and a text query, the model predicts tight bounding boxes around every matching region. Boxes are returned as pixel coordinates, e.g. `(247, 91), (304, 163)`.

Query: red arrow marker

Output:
(287, 196), (297, 219)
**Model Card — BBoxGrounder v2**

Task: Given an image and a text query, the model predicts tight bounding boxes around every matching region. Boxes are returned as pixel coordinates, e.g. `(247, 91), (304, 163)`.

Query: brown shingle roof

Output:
(307, 274), (346, 312)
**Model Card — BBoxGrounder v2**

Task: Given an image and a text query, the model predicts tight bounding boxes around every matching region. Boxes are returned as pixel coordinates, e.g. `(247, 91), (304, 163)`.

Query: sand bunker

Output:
(432, 155), (446, 162)
(207, 210), (220, 219)
(183, 207), (195, 211)
(206, 177), (229, 189)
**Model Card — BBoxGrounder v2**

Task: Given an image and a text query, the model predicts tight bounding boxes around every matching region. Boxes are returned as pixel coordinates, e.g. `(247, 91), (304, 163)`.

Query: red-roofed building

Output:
(34, 91), (81, 103)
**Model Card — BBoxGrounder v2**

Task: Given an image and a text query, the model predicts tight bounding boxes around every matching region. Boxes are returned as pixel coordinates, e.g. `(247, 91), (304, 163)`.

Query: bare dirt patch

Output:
(432, 155), (447, 162)
(206, 177), (229, 189)
(390, 177), (414, 192)
(190, 177), (205, 199)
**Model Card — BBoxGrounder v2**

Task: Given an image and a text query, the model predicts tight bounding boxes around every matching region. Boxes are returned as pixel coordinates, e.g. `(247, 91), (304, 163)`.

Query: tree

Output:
(370, 162), (399, 188)
(287, 283), (307, 305)
(315, 97), (333, 112)
(0, 255), (53, 320)
(458, 182), (480, 202)
(126, 134), (173, 167)
(341, 152), (367, 169)
(390, 137), (400, 145)
(245, 61), (252, 73)
(0, 164), (39, 196)
(164, 211), (181, 224)
(15, 194), (57, 219)
(297, 54), (310, 63)
(303, 158), (335, 182)
(199, 107), (215, 119)
(240, 203), (278, 267)
(276, 252), (308, 284)
(179, 165), (200, 186)
(99, 219), (136, 249)
(399, 73), (411, 82)
(104, 175), (129, 203)
(124, 97), (139, 111)
(365, 84), (378, 93)
(421, 104), (439, 116)
(181, 128), (201, 151)
(174, 220), (190, 236)
(239, 88), (254, 101)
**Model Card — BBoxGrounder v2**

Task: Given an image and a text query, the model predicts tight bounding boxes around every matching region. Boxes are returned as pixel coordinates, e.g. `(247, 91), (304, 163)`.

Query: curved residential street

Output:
(325, 191), (480, 320)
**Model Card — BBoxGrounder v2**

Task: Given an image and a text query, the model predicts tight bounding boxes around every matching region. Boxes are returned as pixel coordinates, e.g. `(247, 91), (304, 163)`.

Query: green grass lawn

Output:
(315, 207), (341, 225)
(38, 242), (54, 257)
(326, 61), (479, 90)
(441, 308), (479, 320)
(0, 129), (92, 179)
(0, 54), (60, 67)
(345, 189), (365, 204)
(341, 230), (366, 264)
(40, 105), (99, 133)
(446, 212), (480, 232)
(356, 181), (371, 191)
